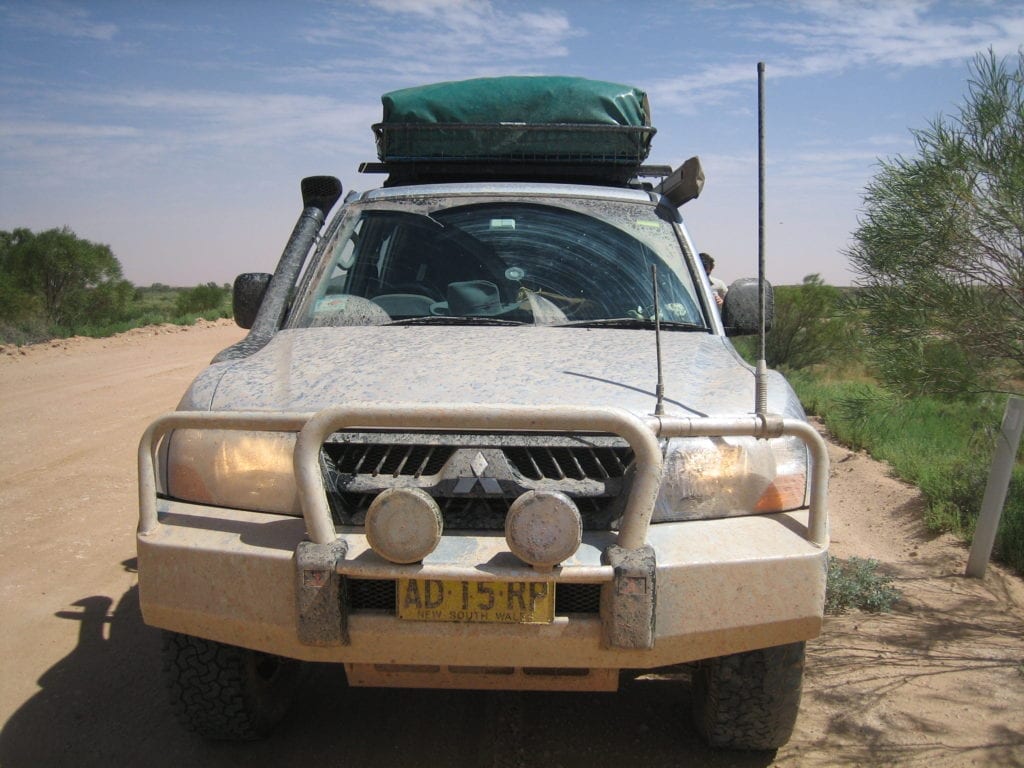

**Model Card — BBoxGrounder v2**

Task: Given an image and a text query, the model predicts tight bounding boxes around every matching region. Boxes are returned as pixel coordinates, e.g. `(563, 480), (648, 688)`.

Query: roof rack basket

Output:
(370, 122), (655, 186)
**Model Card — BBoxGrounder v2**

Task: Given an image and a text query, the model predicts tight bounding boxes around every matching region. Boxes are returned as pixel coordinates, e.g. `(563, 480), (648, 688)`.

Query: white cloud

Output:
(0, 120), (139, 139)
(0, 2), (117, 41)
(0, 86), (382, 195)
(301, 0), (579, 82)
(646, 61), (756, 114)
(763, 0), (1024, 69)
(70, 88), (378, 148)
(649, 0), (1024, 113)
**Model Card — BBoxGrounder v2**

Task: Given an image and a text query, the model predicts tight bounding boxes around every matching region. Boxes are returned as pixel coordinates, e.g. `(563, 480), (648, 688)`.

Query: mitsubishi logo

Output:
(452, 451), (502, 494)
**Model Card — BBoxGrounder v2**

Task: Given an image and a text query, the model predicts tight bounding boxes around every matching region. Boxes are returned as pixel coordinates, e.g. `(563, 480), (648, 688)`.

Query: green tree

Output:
(764, 274), (853, 370)
(3, 227), (133, 327)
(175, 282), (228, 315)
(848, 50), (1024, 398)
(0, 229), (41, 322)
(733, 274), (855, 371)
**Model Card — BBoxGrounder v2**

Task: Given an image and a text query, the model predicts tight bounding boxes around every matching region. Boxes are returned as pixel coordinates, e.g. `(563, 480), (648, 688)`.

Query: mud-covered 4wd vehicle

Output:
(137, 77), (828, 751)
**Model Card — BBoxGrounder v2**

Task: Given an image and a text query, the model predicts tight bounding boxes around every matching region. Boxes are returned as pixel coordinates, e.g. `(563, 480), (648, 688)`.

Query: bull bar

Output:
(138, 404), (828, 651)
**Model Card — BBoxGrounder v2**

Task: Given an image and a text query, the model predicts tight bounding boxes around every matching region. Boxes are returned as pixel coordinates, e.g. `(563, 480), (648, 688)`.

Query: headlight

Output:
(652, 435), (808, 522)
(165, 429), (300, 515)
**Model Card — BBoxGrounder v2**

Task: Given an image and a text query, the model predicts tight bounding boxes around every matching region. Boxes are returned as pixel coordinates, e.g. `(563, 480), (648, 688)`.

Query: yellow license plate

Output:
(396, 578), (555, 624)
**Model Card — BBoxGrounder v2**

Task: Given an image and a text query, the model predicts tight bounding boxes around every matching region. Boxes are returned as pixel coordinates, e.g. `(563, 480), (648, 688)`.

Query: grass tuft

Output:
(825, 556), (900, 615)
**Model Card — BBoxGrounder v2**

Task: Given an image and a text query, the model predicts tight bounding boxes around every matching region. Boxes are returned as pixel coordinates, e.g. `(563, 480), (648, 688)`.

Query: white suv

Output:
(137, 77), (829, 751)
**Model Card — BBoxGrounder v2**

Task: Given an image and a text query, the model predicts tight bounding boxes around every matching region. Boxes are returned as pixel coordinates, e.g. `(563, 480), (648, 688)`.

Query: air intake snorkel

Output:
(214, 176), (342, 362)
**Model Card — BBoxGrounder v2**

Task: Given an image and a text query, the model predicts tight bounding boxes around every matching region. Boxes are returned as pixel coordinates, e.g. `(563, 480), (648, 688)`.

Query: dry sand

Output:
(1, 321), (1021, 766)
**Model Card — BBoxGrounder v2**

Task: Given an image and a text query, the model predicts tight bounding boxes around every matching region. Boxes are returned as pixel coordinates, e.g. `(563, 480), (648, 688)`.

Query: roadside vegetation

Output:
(825, 557), (900, 615)
(737, 277), (1023, 576)
(0, 227), (231, 345)
(737, 50), (1024, 575)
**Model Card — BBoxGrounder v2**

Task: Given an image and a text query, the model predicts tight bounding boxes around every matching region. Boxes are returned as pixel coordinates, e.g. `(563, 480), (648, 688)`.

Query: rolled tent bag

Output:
(373, 76), (655, 172)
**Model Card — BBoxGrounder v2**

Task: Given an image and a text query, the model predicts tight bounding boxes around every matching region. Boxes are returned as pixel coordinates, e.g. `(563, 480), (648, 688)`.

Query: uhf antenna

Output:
(652, 264), (665, 416)
(755, 62), (769, 416)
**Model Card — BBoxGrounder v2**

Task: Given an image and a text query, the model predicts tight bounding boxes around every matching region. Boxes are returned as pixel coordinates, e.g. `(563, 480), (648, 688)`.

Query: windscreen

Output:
(293, 199), (707, 330)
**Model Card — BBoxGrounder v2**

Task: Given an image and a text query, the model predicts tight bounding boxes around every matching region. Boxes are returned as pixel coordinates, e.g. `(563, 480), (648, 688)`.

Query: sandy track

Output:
(0, 322), (1021, 767)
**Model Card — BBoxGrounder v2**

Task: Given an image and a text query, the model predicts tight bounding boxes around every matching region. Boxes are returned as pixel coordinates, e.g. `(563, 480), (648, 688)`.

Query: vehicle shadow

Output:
(0, 560), (776, 768)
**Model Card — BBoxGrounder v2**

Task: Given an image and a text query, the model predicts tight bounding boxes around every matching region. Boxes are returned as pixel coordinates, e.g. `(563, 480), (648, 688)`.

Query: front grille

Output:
(504, 446), (633, 480)
(348, 578), (396, 611)
(347, 579), (601, 615)
(323, 442), (455, 477)
(555, 583), (602, 614)
(322, 435), (633, 532)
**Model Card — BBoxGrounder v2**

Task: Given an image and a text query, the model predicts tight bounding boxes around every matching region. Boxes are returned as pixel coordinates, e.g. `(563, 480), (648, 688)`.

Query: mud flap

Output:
(600, 544), (656, 650)
(295, 539), (349, 646)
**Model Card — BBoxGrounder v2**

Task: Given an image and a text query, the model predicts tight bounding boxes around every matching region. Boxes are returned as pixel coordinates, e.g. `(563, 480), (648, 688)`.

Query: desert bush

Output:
(825, 557), (900, 615)
(175, 282), (229, 315)
(792, 373), (1024, 573)
(733, 274), (862, 372)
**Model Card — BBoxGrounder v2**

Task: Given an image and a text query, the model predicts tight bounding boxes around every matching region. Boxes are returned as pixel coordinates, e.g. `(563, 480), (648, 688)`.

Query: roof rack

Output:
(359, 159), (671, 188)
(368, 122), (656, 187)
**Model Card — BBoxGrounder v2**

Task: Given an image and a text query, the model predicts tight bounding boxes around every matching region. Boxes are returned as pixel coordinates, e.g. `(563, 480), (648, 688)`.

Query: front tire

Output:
(161, 631), (302, 740)
(692, 641), (805, 750)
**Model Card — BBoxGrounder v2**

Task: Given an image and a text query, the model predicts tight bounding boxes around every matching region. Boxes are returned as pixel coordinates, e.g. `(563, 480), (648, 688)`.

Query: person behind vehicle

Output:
(700, 252), (727, 307)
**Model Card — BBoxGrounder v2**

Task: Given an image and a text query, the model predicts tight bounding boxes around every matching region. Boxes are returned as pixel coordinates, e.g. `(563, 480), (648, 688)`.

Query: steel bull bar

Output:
(138, 405), (829, 650)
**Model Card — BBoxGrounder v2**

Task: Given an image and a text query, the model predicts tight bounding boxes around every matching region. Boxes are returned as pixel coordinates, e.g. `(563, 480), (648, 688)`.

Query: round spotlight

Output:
(365, 487), (443, 564)
(505, 490), (583, 569)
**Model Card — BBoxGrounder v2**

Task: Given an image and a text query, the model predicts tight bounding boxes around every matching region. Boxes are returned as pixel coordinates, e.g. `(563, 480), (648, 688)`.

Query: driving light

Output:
(165, 430), (300, 515)
(365, 487), (443, 564)
(505, 490), (583, 569)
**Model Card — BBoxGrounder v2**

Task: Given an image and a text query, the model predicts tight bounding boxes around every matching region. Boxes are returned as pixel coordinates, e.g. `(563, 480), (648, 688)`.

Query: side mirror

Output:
(232, 272), (272, 329)
(721, 277), (773, 336)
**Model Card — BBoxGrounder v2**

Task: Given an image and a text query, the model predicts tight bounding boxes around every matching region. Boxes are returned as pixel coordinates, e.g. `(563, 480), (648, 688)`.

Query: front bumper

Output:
(137, 405), (828, 684)
(139, 503), (824, 662)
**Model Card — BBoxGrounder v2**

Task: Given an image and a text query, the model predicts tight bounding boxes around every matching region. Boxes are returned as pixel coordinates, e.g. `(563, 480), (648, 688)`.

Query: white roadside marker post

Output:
(965, 395), (1024, 578)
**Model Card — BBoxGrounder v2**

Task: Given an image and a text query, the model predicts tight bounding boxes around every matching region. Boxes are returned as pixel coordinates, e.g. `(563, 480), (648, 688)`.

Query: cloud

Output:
(0, 86), (382, 194)
(0, 120), (140, 140)
(67, 88), (377, 148)
(762, 0), (1024, 69)
(300, 0), (579, 83)
(0, 2), (117, 41)
(649, 0), (1024, 113)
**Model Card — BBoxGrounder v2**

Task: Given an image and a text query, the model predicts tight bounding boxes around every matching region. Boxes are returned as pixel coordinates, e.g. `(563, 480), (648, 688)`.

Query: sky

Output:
(1, 1), (1022, 288)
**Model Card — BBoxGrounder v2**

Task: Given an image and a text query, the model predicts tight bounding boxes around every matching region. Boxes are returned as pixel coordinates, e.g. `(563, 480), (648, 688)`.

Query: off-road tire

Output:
(692, 641), (805, 750)
(162, 631), (303, 740)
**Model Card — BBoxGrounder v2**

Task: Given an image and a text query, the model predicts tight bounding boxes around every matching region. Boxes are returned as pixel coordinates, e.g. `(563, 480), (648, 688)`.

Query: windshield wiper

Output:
(557, 318), (708, 331)
(387, 316), (527, 326)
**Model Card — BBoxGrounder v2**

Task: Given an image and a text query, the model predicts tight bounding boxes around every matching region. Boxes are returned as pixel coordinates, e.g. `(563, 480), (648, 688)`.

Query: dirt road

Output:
(1, 322), (1021, 767)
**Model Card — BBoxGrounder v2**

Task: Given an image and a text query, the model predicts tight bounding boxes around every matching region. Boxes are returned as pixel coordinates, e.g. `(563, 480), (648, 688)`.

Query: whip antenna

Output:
(755, 61), (769, 416)
(652, 264), (665, 416)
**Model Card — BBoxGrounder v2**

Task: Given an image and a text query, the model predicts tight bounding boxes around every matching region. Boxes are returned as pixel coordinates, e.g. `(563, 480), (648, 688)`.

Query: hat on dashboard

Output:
(431, 280), (520, 316)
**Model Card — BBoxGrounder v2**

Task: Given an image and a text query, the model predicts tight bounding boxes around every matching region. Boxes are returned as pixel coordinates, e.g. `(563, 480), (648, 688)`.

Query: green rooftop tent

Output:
(372, 76), (655, 182)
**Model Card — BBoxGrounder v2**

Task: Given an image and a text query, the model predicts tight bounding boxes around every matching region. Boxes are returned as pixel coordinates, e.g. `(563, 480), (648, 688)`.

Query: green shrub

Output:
(732, 275), (863, 372)
(0, 314), (54, 346)
(792, 373), (1024, 573)
(175, 282), (229, 315)
(825, 557), (900, 615)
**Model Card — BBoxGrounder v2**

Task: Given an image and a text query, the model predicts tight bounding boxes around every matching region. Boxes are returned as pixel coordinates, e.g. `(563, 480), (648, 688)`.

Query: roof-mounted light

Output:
(656, 156), (705, 207)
